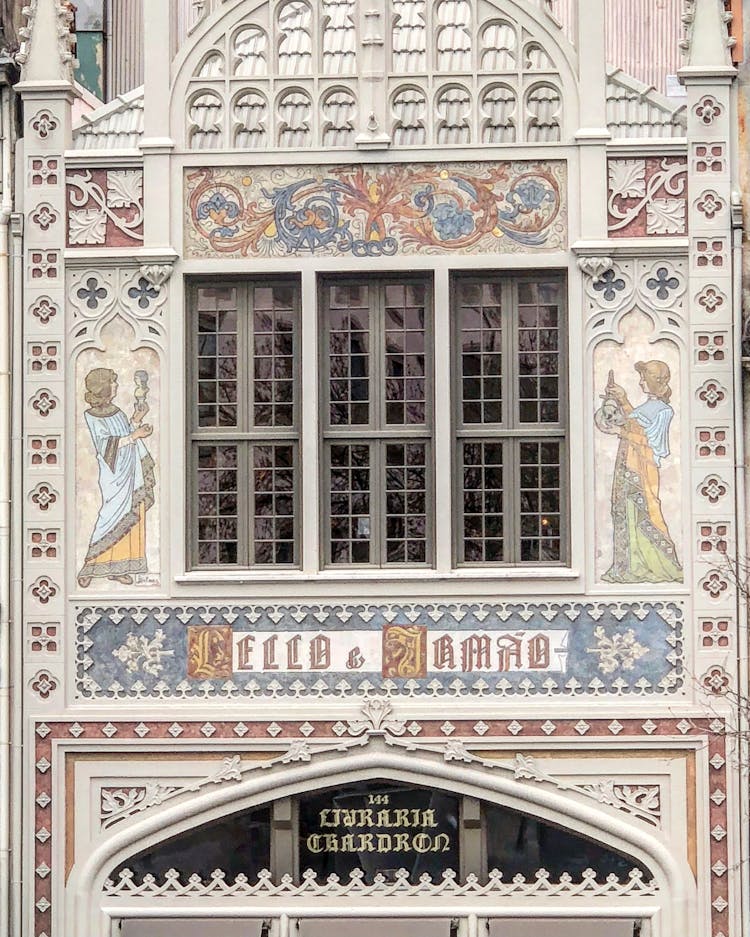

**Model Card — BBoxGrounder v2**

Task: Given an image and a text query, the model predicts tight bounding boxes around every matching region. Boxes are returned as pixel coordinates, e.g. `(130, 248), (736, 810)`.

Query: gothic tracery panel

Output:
(181, 0), (568, 149)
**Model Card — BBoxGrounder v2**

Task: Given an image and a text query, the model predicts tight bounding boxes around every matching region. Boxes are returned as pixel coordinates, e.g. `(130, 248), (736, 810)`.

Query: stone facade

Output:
(4, 2), (747, 937)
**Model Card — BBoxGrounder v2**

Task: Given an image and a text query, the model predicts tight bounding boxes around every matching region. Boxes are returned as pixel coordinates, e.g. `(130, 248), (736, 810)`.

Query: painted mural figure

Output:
(77, 368), (155, 588)
(594, 360), (682, 583)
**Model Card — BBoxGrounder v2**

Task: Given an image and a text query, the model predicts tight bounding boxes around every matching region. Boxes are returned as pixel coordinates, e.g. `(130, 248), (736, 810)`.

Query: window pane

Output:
(329, 444), (371, 564)
(252, 444), (296, 564)
(195, 445), (239, 565)
(461, 441), (504, 562)
(195, 287), (238, 428)
(111, 806), (271, 887)
(328, 284), (370, 425)
(517, 281), (561, 424)
(485, 801), (651, 883)
(253, 285), (296, 427)
(385, 443), (428, 563)
(457, 280), (503, 424)
(384, 283), (427, 425)
(298, 781), (459, 884)
(519, 441), (561, 561)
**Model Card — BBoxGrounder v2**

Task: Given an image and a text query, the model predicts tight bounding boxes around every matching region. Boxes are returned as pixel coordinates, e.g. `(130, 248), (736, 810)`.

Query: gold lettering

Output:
(433, 833), (451, 853)
(307, 834), (324, 854)
(340, 833), (355, 852)
(421, 809), (437, 828)
(393, 833), (410, 851)
(319, 809), (333, 827)
(393, 808), (410, 827)
(376, 809), (392, 828)
(323, 833), (338, 852)
(358, 833), (375, 852)
(376, 833), (392, 852)
(412, 833), (432, 854)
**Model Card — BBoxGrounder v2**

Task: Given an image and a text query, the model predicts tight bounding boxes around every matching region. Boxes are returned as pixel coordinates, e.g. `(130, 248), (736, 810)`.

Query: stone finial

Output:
(17, 0), (75, 83)
(681, 0), (735, 71)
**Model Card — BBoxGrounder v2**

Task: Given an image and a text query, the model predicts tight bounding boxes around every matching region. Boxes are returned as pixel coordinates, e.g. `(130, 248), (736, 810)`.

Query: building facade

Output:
(5, 1), (747, 935)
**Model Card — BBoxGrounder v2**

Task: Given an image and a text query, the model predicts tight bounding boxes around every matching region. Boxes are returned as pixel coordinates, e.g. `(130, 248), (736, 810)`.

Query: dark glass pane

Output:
(385, 443), (427, 564)
(516, 283), (561, 425)
(384, 285), (426, 426)
(485, 802), (651, 883)
(252, 445), (296, 565)
(298, 782), (459, 884)
(194, 445), (238, 566)
(328, 445), (370, 564)
(461, 441), (503, 563)
(518, 441), (561, 562)
(253, 285), (297, 429)
(458, 280), (503, 426)
(110, 807), (271, 886)
(328, 285), (370, 425)
(194, 291), (238, 429)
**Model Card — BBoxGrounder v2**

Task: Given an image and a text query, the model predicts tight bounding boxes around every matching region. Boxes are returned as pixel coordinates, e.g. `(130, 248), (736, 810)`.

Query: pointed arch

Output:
(71, 743), (692, 936)
(168, 0), (580, 149)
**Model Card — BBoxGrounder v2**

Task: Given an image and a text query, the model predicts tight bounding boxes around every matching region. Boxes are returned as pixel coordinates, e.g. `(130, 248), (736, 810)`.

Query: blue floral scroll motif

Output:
(501, 179), (553, 217)
(196, 191), (241, 237)
(593, 269), (626, 302)
(646, 267), (680, 301)
(431, 201), (475, 240)
(265, 179), (355, 254)
(187, 163), (565, 258)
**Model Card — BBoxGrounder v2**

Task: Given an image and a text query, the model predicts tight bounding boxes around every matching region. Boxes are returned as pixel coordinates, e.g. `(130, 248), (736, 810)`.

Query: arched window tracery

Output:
(106, 780), (654, 890)
(180, 0), (568, 149)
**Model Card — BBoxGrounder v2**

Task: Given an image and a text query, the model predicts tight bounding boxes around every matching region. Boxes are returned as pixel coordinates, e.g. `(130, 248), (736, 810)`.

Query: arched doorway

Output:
(72, 744), (691, 936)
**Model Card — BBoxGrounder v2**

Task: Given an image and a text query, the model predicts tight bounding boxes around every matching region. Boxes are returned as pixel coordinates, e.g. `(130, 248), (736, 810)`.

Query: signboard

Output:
(185, 626), (569, 678)
(76, 600), (684, 701)
(299, 784), (460, 883)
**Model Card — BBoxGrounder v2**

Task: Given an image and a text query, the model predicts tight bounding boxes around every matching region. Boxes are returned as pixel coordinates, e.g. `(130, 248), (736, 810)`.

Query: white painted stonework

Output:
(4, 2), (746, 937)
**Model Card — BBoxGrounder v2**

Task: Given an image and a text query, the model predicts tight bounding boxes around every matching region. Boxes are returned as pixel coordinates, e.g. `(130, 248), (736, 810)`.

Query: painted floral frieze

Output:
(607, 157), (688, 238)
(184, 161), (567, 258)
(66, 168), (144, 247)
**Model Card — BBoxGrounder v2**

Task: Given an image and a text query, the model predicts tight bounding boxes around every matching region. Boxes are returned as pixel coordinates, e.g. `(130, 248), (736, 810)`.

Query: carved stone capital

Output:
(577, 256), (614, 279)
(139, 263), (174, 289)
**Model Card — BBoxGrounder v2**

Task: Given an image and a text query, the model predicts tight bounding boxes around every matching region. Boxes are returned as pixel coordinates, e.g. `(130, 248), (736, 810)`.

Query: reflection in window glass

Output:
(111, 806), (271, 885)
(298, 781), (459, 884)
(484, 802), (651, 882)
(191, 281), (300, 568)
(454, 275), (565, 565)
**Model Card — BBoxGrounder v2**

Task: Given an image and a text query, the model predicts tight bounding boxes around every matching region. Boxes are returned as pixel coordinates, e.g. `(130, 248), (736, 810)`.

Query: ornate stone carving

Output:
(104, 865), (658, 900)
(607, 157), (687, 237)
(577, 255), (614, 279)
(100, 756), (243, 829)
(66, 169), (144, 247)
(139, 263), (173, 288)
